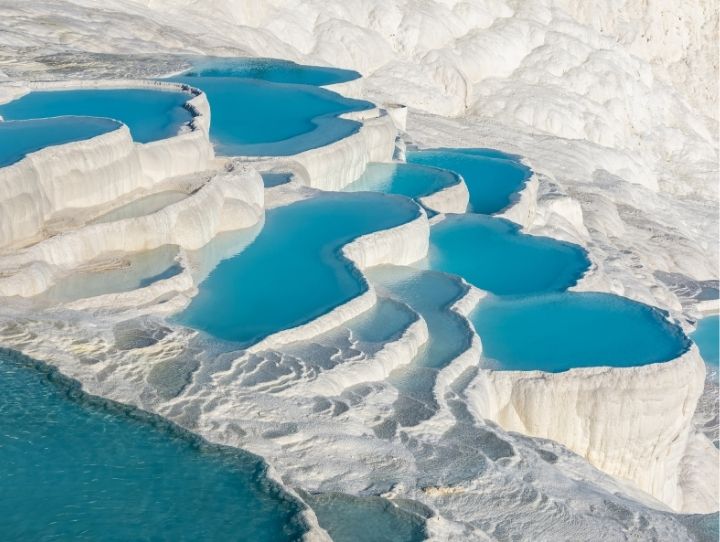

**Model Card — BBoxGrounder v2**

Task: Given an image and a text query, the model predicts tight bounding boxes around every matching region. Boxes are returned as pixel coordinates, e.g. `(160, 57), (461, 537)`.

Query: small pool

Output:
(91, 190), (188, 224)
(183, 57), (360, 86)
(176, 193), (420, 346)
(0, 349), (306, 540)
(345, 162), (461, 205)
(0, 117), (121, 167)
(44, 245), (183, 303)
(170, 74), (372, 156)
(691, 315), (719, 367)
(427, 214), (589, 296)
(0, 88), (193, 143)
(368, 265), (473, 426)
(471, 292), (690, 372)
(406, 148), (531, 214)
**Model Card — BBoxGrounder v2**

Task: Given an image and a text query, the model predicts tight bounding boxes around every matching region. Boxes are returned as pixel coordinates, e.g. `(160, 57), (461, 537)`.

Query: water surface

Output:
(0, 349), (306, 541)
(471, 292), (690, 372)
(0, 117), (120, 167)
(0, 88), (192, 143)
(91, 190), (188, 224)
(691, 315), (719, 367)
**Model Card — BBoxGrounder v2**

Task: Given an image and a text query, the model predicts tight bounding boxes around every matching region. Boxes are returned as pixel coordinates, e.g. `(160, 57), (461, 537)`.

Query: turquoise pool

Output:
(427, 214), (589, 296)
(345, 162), (461, 207)
(183, 57), (361, 86)
(0, 349), (306, 541)
(691, 315), (719, 367)
(406, 148), (531, 214)
(0, 88), (193, 143)
(471, 292), (690, 372)
(0, 117), (121, 167)
(170, 75), (372, 156)
(176, 193), (420, 345)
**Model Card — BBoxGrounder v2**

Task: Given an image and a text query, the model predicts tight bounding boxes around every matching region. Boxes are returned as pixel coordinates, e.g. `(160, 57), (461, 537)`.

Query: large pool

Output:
(427, 214), (589, 296)
(0, 88), (193, 143)
(0, 117), (121, 167)
(345, 162), (461, 206)
(0, 349), (307, 540)
(406, 148), (531, 214)
(471, 292), (690, 372)
(183, 57), (361, 86)
(176, 192), (421, 345)
(171, 74), (372, 156)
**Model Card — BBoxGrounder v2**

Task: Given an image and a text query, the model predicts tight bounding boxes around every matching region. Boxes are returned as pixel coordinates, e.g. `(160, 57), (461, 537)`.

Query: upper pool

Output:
(0, 117), (121, 167)
(0, 348), (306, 540)
(406, 148), (531, 214)
(170, 74), (372, 156)
(176, 192), (420, 346)
(427, 214), (589, 296)
(0, 88), (193, 143)
(471, 292), (690, 372)
(182, 57), (361, 86)
(691, 315), (719, 367)
(345, 162), (461, 207)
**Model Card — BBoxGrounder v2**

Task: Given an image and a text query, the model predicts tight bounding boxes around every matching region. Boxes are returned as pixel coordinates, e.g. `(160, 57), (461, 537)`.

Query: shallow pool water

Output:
(691, 315), (719, 367)
(0, 349), (307, 541)
(171, 75), (372, 156)
(183, 57), (360, 86)
(428, 214), (589, 296)
(0, 117), (120, 167)
(176, 193), (420, 346)
(44, 245), (182, 303)
(406, 148), (531, 214)
(91, 190), (188, 224)
(368, 265), (473, 426)
(471, 292), (690, 372)
(345, 162), (461, 205)
(0, 88), (192, 143)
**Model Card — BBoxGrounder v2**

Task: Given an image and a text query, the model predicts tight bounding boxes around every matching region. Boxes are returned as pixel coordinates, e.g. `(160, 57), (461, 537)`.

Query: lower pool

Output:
(428, 214), (589, 296)
(471, 292), (690, 372)
(406, 148), (531, 214)
(0, 348), (306, 541)
(691, 315), (719, 367)
(176, 192), (420, 346)
(0, 117), (121, 168)
(0, 88), (193, 143)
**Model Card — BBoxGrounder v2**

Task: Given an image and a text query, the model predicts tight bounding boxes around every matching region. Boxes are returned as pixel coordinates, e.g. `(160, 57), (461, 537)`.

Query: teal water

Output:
(304, 492), (427, 542)
(176, 193), (420, 345)
(0, 348), (307, 541)
(171, 75), (372, 156)
(471, 293), (690, 372)
(428, 214), (589, 296)
(406, 149), (531, 214)
(184, 57), (360, 86)
(345, 162), (461, 205)
(0, 117), (120, 167)
(368, 265), (473, 426)
(691, 315), (719, 367)
(0, 88), (192, 143)
(44, 245), (183, 303)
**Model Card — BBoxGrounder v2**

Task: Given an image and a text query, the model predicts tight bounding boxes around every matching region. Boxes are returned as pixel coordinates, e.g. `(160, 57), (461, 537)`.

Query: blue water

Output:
(183, 57), (360, 86)
(368, 265), (473, 426)
(471, 292), (690, 372)
(406, 148), (531, 214)
(345, 162), (461, 205)
(176, 193), (421, 345)
(0, 348), (307, 541)
(0, 88), (192, 143)
(0, 117), (120, 167)
(691, 315), (719, 367)
(171, 75), (372, 156)
(427, 214), (589, 296)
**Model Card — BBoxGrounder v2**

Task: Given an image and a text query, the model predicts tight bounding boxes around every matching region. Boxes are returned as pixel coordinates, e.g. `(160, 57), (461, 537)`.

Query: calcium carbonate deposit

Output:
(0, 1), (717, 541)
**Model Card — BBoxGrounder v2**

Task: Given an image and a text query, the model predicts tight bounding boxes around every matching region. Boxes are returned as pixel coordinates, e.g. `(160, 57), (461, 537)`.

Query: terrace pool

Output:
(691, 315), (719, 367)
